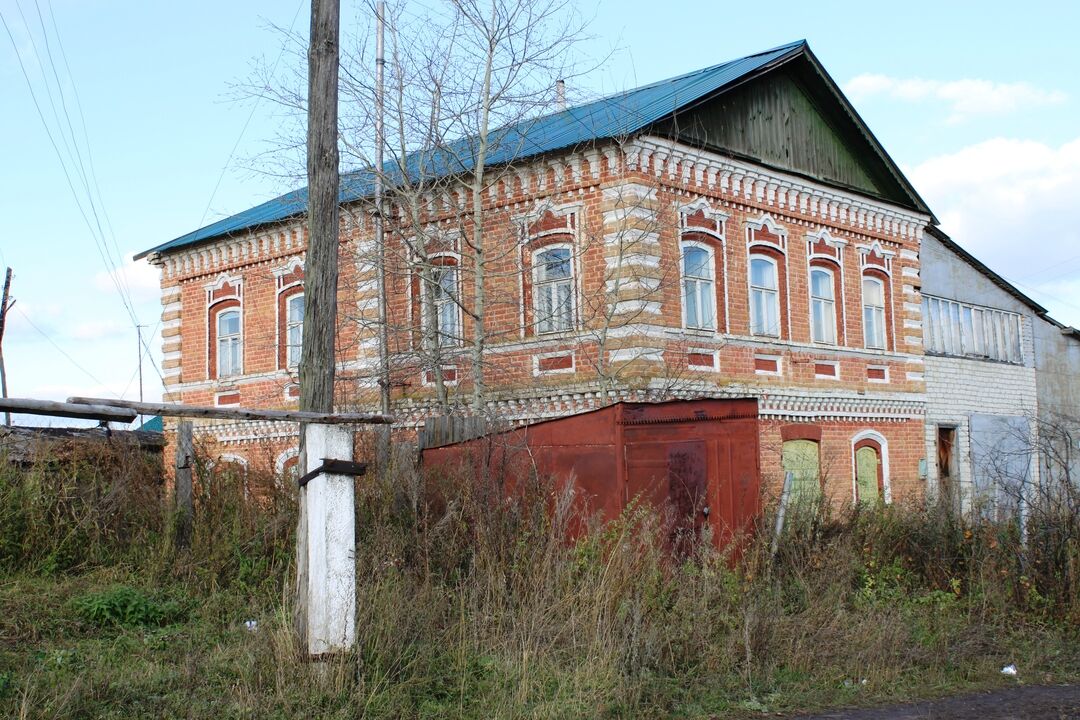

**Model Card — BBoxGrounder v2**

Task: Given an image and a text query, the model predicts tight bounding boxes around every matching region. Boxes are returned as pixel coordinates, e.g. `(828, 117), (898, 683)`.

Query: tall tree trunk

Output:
(468, 11), (497, 413)
(296, 0), (340, 647)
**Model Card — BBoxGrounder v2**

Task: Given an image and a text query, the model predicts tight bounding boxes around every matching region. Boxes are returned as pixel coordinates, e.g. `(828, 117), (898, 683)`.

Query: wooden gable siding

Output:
(654, 65), (909, 208)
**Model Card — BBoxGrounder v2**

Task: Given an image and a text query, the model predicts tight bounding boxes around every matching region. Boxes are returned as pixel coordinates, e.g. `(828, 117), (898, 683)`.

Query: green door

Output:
(782, 440), (820, 505)
(855, 446), (880, 505)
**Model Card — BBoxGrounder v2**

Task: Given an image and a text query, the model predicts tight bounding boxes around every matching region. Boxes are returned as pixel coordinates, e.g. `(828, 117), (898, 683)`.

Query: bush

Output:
(72, 585), (186, 628)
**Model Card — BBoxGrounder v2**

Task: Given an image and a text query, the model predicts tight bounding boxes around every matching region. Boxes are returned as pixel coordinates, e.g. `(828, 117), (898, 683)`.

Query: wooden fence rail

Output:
(66, 397), (394, 425)
(0, 397), (137, 423)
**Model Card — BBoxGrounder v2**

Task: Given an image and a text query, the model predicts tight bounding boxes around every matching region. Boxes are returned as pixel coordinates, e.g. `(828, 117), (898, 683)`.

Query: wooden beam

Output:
(65, 397), (394, 425)
(0, 397), (137, 423)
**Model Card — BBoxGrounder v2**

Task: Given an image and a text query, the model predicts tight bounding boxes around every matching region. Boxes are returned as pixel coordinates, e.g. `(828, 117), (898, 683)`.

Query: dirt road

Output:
(793, 685), (1080, 719)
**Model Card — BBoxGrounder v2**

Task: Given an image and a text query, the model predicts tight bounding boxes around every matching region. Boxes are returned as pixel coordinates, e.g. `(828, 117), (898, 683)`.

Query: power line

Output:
(12, 305), (113, 392)
(1, 4), (140, 331)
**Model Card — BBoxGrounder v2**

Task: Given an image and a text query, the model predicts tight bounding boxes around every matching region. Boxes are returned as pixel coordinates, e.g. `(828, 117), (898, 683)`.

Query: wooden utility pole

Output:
(301, 0), (341, 416)
(0, 268), (13, 426)
(374, 0), (392, 466)
(296, 0), (342, 652)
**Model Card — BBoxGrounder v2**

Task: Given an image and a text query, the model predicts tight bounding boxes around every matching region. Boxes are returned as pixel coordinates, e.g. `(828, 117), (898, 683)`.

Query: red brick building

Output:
(137, 41), (934, 504)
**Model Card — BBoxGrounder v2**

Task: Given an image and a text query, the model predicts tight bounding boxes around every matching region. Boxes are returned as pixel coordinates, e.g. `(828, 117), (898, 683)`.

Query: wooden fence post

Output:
(175, 420), (194, 549)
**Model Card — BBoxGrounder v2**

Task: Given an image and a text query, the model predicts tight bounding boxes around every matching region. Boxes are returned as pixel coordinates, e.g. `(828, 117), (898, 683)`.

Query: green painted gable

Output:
(650, 54), (923, 213)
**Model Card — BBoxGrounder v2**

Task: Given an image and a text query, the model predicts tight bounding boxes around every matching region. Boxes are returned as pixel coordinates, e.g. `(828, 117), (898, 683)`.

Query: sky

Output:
(3, 0), (1079, 426)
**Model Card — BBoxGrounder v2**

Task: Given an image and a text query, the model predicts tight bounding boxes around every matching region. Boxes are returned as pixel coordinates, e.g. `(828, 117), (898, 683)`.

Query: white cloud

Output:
(69, 318), (131, 341)
(908, 137), (1080, 326)
(93, 256), (160, 304)
(846, 74), (1067, 123)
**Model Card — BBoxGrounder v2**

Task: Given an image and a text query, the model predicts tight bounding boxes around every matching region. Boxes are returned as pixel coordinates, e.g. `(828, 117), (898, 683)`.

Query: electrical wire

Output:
(12, 305), (114, 393)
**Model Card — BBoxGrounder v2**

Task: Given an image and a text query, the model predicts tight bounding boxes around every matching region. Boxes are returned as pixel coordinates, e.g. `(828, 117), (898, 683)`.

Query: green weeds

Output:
(0, 440), (1077, 718)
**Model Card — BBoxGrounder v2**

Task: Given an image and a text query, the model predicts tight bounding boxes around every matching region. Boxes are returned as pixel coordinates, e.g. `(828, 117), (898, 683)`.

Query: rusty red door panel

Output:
(421, 399), (762, 552)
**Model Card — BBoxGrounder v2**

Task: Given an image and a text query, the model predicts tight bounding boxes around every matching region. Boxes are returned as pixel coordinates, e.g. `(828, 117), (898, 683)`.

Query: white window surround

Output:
(749, 254), (781, 338)
(867, 365), (890, 383)
(532, 350), (576, 376)
(416, 254), (463, 349)
(814, 359), (839, 379)
(849, 430), (892, 504)
(680, 240), (717, 332)
(677, 198), (729, 237)
(275, 447), (300, 475)
(420, 367), (459, 387)
(532, 243), (576, 335)
(687, 347), (719, 369)
(745, 213), (787, 252)
(809, 266), (838, 345)
(862, 275), (887, 350)
(755, 353), (783, 376)
(214, 389), (241, 405)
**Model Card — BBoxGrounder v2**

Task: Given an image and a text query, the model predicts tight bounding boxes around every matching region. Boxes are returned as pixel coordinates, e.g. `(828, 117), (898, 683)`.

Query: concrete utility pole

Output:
(0, 268), (13, 426)
(296, 0), (356, 658)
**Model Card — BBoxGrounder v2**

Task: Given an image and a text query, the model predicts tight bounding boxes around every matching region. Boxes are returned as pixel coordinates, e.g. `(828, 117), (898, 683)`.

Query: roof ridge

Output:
(138, 40), (811, 259)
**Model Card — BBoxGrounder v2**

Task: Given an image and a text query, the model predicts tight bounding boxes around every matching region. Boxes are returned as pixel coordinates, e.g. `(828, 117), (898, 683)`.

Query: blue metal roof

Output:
(138, 41), (807, 259)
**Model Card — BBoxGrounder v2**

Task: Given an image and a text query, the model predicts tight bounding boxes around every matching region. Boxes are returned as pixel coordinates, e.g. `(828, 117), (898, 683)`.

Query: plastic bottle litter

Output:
(244, 619), (258, 632)
(1001, 664), (1018, 676)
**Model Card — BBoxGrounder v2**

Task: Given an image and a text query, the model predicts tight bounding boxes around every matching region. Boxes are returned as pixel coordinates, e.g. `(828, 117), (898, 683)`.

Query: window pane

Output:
(812, 299), (835, 344)
(288, 295), (304, 322)
(537, 284), (553, 333)
(219, 310), (239, 336)
(863, 277), (883, 306)
(924, 297), (933, 354)
(970, 308), (984, 355)
(751, 288), (779, 336)
(683, 246), (710, 279)
(750, 257), (776, 290)
(1010, 316), (1022, 362)
(684, 279), (699, 327)
(699, 281), (715, 329)
(810, 269), (833, 300)
(556, 281), (572, 329)
(538, 248), (571, 281)
(783, 440), (821, 504)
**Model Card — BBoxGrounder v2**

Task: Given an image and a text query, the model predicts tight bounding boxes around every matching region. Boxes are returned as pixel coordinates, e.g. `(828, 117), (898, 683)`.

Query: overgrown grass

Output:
(0, 442), (1077, 718)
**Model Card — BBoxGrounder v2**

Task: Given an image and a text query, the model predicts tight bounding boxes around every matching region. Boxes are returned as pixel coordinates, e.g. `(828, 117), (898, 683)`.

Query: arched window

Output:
(851, 431), (890, 505)
(782, 439), (821, 505)
(430, 263), (460, 346)
(286, 293), (304, 368)
(810, 267), (837, 344)
(533, 245), (574, 334)
(854, 445), (881, 505)
(749, 254), (780, 337)
(216, 308), (242, 378)
(862, 275), (887, 349)
(681, 243), (715, 330)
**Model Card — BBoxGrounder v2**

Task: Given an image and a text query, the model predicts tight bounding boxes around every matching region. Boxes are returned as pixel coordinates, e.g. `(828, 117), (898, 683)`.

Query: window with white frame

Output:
(217, 309), (242, 378)
(749, 254), (780, 337)
(429, 264), (460, 347)
(810, 267), (837, 344)
(681, 243), (715, 330)
(534, 246), (574, 334)
(922, 295), (1023, 363)
(285, 293), (304, 368)
(862, 276), (887, 350)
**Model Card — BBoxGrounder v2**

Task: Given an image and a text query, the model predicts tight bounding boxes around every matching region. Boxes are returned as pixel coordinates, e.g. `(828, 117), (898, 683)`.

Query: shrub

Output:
(72, 585), (185, 628)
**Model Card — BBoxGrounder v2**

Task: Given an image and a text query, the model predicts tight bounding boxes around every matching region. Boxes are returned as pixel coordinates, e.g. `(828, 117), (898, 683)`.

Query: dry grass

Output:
(0, 443), (1077, 718)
